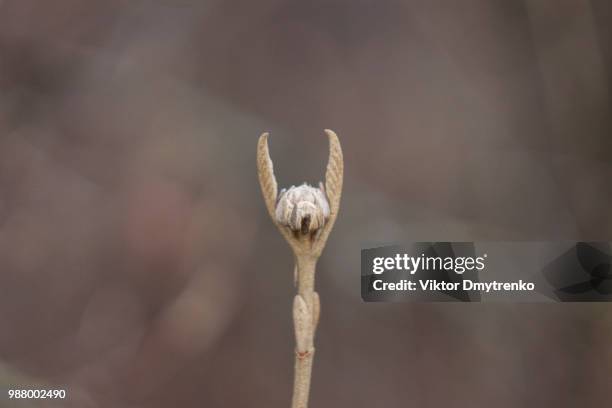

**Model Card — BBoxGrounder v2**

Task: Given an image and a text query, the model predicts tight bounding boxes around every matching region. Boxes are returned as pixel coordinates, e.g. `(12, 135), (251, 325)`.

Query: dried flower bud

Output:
(275, 183), (330, 234)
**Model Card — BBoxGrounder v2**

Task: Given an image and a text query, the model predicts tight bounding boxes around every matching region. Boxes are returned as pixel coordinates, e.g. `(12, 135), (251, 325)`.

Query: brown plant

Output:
(257, 129), (344, 408)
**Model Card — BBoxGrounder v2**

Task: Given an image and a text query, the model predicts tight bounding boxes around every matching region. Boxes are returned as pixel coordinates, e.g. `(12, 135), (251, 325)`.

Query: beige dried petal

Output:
(311, 130), (344, 255)
(257, 133), (278, 221)
(324, 129), (343, 218)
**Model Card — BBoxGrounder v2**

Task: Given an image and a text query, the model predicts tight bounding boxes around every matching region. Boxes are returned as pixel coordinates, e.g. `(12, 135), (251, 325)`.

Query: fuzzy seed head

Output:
(275, 184), (330, 234)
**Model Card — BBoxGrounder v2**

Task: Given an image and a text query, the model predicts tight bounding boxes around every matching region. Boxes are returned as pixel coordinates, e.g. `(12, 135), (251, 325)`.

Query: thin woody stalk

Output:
(257, 130), (344, 408)
(292, 255), (317, 408)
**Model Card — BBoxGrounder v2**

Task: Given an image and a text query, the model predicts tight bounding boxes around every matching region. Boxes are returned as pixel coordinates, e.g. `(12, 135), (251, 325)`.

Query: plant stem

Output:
(291, 255), (319, 408)
(296, 255), (316, 301)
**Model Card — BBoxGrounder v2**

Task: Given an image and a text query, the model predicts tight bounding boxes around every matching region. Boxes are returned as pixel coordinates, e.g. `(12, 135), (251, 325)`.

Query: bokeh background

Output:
(1, 0), (611, 407)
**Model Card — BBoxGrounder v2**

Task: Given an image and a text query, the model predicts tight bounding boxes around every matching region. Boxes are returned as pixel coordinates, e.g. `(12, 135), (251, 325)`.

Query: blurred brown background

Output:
(1, 0), (611, 407)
